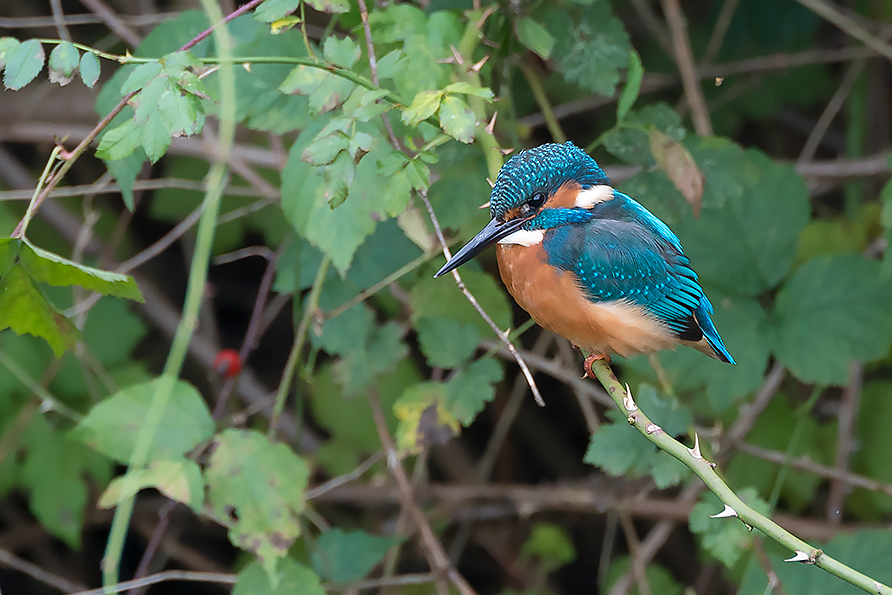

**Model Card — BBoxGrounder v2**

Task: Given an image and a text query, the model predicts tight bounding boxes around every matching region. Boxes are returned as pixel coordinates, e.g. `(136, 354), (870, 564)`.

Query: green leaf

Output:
(603, 103), (686, 166)
(96, 119), (142, 161)
(98, 459), (204, 513)
(520, 523), (576, 572)
(234, 559), (325, 595)
(252, 0), (300, 23)
(410, 269), (512, 338)
(438, 95), (475, 143)
(585, 385), (690, 488)
(542, 3), (631, 96)
(333, 322), (407, 396)
(445, 359), (504, 425)
(0, 37), (20, 68)
(616, 50), (643, 121)
(850, 382), (892, 517)
(279, 65), (327, 96)
(158, 84), (205, 136)
(19, 240), (143, 301)
(105, 150), (144, 210)
(121, 61), (163, 94)
(3, 39), (44, 90)
(415, 318), (480, 368)
(281, 133), (378, 274)
(0, 237), (17, 277)
(206, 429), (309, 577)
(517, 17), (555, 60)
(444, 81), (494, 100)
(48, 41), (79, 86)
(0, 265), (80, 357)
(773, 255), (892, 384)
(690, 489), (769, 567)
(72, 378), (214, 463)
(401, 90), (443, 126)
(311, 529), (403, 583)
(139, 110), (172, 164)
(304, 0), (351, 14)
(678, 150), (809, 296)
(323, 36), (361, 69)
(21, 415), (111, 548)
(78, 51), (100, 87)
(375, 50), (406, 80)
(303, 132), (348, 166)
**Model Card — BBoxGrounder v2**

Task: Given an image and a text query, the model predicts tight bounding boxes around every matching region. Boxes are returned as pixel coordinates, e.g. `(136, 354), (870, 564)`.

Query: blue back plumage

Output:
(543, 194), (735, 364)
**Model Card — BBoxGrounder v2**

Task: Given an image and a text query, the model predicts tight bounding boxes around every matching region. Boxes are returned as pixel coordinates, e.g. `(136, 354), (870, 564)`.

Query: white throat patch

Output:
(575, 185), (615, 208)
(498, 229), (545, 246)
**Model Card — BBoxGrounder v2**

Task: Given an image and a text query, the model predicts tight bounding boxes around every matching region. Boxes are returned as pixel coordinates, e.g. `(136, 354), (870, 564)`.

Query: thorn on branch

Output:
(688, 433), (702, 459)
(785, 550), (811, 563)
(645, 422), (662, 435)
(622, 383), (637, 411)
(710, 504), (738, 519)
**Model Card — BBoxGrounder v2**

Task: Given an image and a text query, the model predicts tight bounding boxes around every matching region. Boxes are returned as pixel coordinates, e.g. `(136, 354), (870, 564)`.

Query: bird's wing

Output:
(545, 220), (705, 340)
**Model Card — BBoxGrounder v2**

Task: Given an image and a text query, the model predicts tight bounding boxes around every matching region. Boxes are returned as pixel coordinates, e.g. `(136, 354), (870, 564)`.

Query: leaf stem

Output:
(100, 0), (236, 588)
(586, 358), (892, 595)
(517, 60), (566, 143)
(268, 255), (330, 438)
(14, 146), (61, 238)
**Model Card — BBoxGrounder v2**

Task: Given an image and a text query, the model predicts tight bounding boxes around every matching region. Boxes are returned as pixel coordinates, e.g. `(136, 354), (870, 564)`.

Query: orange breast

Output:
(496, 243), (678, 357)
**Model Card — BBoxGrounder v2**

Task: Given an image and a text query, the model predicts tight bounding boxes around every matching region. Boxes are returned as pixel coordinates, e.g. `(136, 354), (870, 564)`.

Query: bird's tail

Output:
(692, 297), (735, 364)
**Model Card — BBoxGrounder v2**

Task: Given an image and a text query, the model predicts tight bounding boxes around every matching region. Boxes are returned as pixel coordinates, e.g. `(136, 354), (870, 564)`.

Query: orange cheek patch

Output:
(546, 181), (582, 209)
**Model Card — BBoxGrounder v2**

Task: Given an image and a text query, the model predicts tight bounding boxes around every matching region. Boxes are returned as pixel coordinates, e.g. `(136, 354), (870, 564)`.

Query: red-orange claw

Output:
(213, 348), (242, 379)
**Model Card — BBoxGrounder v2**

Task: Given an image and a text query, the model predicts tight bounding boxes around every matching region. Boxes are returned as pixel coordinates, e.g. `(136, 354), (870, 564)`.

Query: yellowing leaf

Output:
(401, 90), (443, 126)
(99, 459), (204, 513)
(650, 129), (704, 217)
(206, 429), (309, 578)
(438, 95), (475, 143)
(393, 382), (459, 454)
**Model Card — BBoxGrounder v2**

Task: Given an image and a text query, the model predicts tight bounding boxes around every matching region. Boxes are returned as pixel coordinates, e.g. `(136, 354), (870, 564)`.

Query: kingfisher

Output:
(434, 141), (735, 367)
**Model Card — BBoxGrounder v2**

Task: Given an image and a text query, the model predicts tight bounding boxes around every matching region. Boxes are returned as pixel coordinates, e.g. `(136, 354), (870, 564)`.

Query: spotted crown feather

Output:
(490, 142), (610, 217)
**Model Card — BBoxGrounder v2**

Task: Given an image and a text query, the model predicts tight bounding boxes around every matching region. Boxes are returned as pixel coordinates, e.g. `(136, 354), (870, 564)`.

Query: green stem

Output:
(15, 146), (61, 238)
(517, 60), (566, 143)
(0, 352), (81, 422)
(100, 0), (236, 589)
(269, 256), (330, 437)
(766, 385), (823, 512)
(587, 358), (892, 595)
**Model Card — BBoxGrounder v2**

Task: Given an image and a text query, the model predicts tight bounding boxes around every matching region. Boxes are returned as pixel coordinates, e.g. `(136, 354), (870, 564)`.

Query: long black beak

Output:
(434, 216), (529, 278)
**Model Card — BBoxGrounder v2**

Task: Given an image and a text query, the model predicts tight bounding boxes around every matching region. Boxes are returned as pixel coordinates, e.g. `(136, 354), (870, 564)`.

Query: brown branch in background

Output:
(357, 0), (400, 150)
(826, 361), (864, 523)
(618, 512), (654, 595)
(418, 190), (545, 407)
(799, 60), (868, 162)
(701, 0), (741, 65)
(661, 0), (713, 136)
(796, 0), (892, 63)
(78, 0), (142, 47)
(367, 391), (478, 595)
(721, 363), (785, 454)
(629, 0), (673, 56)
(0, 547), (86, 593)
(49, 0), (72, 41)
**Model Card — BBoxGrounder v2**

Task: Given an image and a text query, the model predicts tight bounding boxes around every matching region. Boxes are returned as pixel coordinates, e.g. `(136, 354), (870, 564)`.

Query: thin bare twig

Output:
(49, 0), (72, 41)
(796, 0), (892, 63)
(0, 547), (85, 593)
(78, 0), (142, 46)
(69, 570), (237, 595)
(799, 60), (867, 162)
(618, 513), (654, 595)
(417, 190), (544, 406)
(827, 361), (863, 523)
(701, 0), (741, 65)
(357, 0), (400, 150)
(661, 0), (713, 136)
(368, 391), (477, 595)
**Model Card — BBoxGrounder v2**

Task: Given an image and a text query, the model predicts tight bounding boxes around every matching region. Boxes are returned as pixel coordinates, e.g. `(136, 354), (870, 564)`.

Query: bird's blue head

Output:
(435, 142), (610, 277)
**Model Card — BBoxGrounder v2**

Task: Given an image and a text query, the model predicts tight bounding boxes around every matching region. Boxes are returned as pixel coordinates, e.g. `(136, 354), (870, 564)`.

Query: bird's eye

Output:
(528, 192), (546, 210)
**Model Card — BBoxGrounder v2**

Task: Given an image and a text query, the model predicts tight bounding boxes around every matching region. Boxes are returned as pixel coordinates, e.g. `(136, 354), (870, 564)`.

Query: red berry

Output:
(213, 349), (242, 379)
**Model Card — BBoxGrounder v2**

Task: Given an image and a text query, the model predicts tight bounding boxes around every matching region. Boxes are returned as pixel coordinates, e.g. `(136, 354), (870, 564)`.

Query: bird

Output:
(434, 141), (735, 369)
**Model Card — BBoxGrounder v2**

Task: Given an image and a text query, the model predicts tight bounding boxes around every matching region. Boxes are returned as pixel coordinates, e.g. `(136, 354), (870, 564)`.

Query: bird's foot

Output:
(582, 353), (611, 379)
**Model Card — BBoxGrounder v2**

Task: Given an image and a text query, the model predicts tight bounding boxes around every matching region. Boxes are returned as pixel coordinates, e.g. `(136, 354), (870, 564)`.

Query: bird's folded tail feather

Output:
(692, 297), (735, 364)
